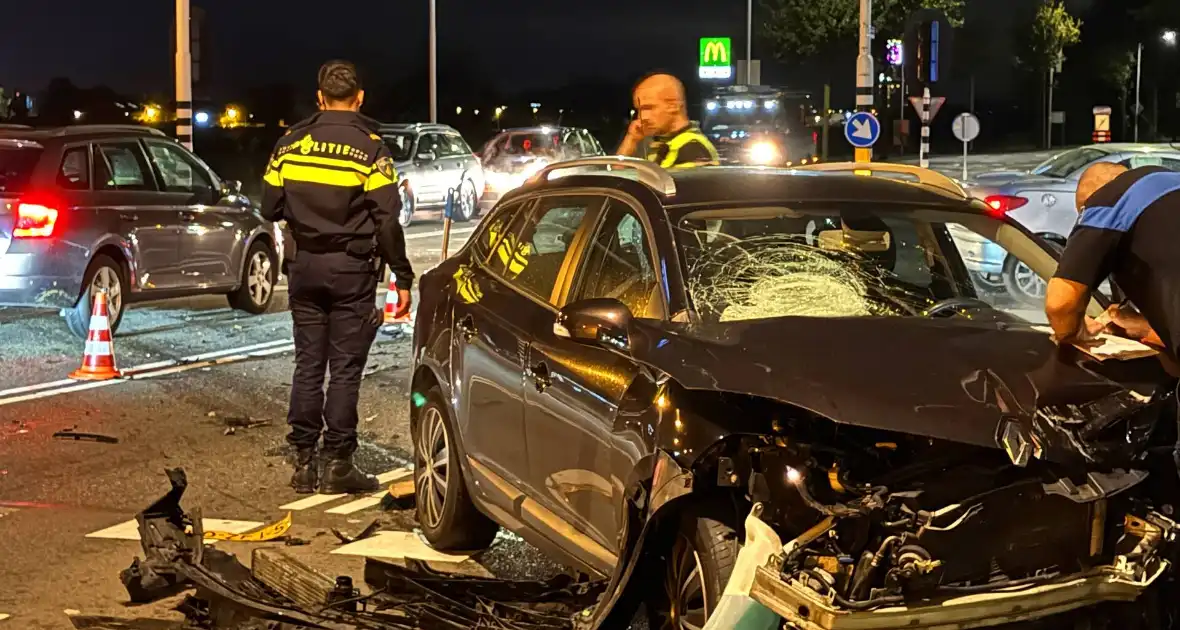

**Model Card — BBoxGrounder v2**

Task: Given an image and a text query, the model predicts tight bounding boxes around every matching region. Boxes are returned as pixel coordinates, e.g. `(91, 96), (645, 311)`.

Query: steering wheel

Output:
(922, 297), (995, 318)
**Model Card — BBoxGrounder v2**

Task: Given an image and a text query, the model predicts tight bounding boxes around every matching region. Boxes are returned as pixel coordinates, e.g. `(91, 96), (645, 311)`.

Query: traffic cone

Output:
(69, 290), (122, 381)
(383, 280), (412, 324)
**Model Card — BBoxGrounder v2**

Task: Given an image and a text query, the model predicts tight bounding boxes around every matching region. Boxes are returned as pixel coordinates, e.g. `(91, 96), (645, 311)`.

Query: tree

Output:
(1025, 0), (1082, 73)
(760, 0), (965, 60)
(1097, 49), (1136, 139)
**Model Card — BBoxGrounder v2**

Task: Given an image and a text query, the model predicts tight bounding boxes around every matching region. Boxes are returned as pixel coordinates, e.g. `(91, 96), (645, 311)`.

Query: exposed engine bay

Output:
(708, 402), (1180, 629)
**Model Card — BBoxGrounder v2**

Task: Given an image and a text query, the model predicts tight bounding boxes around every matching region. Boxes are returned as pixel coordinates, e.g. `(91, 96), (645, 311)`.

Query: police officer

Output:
(615, 72), (720, 168)
(261, 60), (414, 495)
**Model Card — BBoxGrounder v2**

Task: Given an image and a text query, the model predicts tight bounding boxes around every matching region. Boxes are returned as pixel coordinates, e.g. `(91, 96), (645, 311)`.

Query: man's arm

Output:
(1045, 222), (1124, 343)
(365, 144), (414, 292)
(260, 146), (285, 222)
(1045, 277), (1093, 343)
(616, 119), (644, 157)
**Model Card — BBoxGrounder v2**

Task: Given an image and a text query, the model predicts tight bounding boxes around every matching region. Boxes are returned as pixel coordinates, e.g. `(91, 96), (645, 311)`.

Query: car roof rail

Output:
(792, 161), (966, 198)
(526, 156), (677, 196)
(51, 124), (169, 138)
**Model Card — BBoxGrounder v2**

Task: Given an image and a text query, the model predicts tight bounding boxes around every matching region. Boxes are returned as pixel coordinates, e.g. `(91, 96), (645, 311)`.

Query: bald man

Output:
(1045, 163), (1180, 365)
(616, 72), (719, 169)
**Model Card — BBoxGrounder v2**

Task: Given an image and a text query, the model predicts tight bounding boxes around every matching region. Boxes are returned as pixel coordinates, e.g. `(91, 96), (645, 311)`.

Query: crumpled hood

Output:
(629, 316), (1171, 465)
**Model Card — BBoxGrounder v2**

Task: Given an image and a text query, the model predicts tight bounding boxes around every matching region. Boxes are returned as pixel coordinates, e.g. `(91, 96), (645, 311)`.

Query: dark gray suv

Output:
(0, 125), (282, 338)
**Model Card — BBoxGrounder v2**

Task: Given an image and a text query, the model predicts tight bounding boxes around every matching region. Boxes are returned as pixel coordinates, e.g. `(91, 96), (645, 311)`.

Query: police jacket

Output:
(646, 123), (720, 169)
(261, 110), (414, 290)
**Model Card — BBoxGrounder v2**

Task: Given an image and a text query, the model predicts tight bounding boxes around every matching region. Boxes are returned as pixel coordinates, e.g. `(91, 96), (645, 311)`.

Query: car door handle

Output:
(457, 315), (477, 342)
(119, 212), (139, 221)
(526, 361), (551, 393)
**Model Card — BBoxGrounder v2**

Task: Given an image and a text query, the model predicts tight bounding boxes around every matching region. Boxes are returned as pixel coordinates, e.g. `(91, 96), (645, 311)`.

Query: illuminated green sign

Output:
(698, 37), (733, 79)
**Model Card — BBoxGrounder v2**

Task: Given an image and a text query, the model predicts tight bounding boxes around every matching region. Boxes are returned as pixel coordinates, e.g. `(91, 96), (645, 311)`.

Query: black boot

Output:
(320, 455), (379, 494)
(290, 447), (319, 494)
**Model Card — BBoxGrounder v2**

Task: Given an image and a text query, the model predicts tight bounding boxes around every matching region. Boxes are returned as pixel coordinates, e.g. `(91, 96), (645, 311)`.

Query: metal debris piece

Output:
(332, 519), (382, 544)
(380, 479), (416, 511)
(222, 415), (270, 429)
(52, 431), (118, 444)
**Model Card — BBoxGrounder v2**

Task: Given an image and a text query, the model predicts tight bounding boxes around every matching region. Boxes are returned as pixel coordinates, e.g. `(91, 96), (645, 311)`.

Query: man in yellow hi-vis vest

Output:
(616, 72), (720, 169)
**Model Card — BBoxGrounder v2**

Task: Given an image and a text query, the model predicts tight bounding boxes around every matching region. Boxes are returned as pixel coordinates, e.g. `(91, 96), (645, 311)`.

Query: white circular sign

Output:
(953, 113), (980, 142)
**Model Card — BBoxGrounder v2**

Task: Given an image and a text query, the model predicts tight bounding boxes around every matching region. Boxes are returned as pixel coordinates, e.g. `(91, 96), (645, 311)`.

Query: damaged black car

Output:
(406, 158), (1180, 629)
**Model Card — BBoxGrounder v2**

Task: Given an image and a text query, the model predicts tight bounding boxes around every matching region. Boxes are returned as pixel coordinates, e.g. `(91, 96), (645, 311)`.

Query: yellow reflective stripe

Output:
(279, 163), (366, 187)
(263, 168), (283, 186)
(365, 171), (396, 191)
(273, 153), (370, 174)
(661, 131), (721, 168)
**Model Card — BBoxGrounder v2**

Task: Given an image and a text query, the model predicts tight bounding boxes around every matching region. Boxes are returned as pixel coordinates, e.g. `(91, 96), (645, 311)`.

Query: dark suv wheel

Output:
(65, 254), (126, 339)
(414, 387), (499, 550)
(227, 240), (277, 314)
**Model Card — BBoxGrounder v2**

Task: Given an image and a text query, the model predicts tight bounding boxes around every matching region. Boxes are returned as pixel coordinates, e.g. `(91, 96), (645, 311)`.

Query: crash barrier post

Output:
(383, 278), (412, 325)
(440, 186), (455, 263)
(70, 289), (122, 381)
(701, 503), (783, 630)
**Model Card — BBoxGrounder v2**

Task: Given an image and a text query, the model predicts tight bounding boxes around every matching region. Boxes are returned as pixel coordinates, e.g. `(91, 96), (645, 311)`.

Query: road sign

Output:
(844, 112), (881, 148)
(952, 113), (980, 142)
(909, 96), (945, 121)
(698, 38), (732, 80)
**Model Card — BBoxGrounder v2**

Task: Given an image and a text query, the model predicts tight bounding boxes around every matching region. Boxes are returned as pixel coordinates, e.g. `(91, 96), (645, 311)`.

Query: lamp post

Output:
(428, 0), (437, 123)
(1134, 29), (1176, 142)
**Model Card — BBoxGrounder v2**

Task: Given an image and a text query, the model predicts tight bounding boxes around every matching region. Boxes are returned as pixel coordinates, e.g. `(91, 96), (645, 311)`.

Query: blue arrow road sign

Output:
(844, 112), (880, 148)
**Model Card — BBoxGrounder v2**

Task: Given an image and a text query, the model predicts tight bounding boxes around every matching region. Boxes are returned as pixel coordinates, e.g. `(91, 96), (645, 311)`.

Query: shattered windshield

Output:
(677, 205), (1056, 325)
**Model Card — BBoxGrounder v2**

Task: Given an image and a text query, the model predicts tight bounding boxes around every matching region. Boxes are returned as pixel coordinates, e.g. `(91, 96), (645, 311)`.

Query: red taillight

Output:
(14, 203), (58, 238)
(983, 195), (1029, 215)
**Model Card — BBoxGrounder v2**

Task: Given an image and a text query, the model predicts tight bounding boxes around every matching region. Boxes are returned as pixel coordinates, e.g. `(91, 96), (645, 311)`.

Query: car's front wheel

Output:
(65, 254), (126, 339)
(415, 387), (499, 550)
(1002, 254), (1047, 308)
(227, 240), (277, 314)
(649, 502), (740, 630)
(452, 179), (479, 223)
(399, 184), (415, 228)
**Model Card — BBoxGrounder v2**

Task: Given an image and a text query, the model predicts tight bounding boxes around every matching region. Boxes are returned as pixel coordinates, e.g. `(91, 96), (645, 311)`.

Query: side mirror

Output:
(221, 180), (243, 197)
(554, 298), (633, 350)
(417, 151), (436, 161)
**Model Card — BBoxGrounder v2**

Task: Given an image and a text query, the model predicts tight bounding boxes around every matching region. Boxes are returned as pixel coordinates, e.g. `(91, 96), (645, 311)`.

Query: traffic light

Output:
(904, 8), (952, 92)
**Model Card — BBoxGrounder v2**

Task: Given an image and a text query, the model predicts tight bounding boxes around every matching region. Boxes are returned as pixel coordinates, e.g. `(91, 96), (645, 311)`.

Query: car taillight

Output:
(983, 195), (1029, 215)
(13, 203), (58, 238)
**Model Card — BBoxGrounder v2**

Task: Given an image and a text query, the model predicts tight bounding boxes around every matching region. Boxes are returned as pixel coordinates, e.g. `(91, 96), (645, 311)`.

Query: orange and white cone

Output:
(69, 290), (121, 381)
(383, 280), (412, 324)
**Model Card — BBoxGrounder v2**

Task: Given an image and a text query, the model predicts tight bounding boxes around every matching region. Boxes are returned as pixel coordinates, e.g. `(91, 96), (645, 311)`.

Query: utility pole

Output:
(1134, 42), (1142, 142)
(428, 0), (437, 123)
(174, 0), (193, 150)
(746, 0), (753, 78)
(855, 0), (874, 162)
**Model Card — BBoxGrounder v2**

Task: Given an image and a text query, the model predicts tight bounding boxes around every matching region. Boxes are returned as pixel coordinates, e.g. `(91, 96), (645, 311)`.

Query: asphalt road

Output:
(0, 151), (1050, 628)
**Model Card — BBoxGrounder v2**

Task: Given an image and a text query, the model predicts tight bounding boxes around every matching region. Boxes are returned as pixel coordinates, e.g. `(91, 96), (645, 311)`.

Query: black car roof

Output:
(663, 167), (968, 208)
(0, 124), (170, 143)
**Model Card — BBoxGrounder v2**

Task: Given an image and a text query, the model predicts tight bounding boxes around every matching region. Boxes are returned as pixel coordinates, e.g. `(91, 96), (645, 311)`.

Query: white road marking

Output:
(0, 612), (9, 621)
(0, 340), (295, 407)
(86, 518), (264, 541)
(325, 492), (387, 515)
(404, 226), (476, 241)
(279, 468), (410, 511)
(331, 531), (470, 563)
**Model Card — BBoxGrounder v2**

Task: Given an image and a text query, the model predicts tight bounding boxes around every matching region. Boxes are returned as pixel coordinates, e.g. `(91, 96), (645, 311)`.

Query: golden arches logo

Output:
(703, 41), (728, 65)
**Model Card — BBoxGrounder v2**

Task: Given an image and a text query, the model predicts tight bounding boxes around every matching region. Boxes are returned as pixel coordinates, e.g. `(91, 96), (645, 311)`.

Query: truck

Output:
(701, 85), (819, 167)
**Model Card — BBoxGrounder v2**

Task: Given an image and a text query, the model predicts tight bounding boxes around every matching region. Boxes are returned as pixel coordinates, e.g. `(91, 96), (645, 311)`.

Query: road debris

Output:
(122, 468), (607, 629)
(52, 430), (119, 444)
(332, 519), (382, 545)
(204, 512), (292, 542)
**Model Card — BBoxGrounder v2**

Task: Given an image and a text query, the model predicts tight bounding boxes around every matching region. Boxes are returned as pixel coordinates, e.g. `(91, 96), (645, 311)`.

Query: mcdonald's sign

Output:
(698, 37), (732, 80)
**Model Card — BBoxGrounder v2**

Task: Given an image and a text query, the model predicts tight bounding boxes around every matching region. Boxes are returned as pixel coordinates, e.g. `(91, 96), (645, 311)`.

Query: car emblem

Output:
(1042, 193), (1057, 207)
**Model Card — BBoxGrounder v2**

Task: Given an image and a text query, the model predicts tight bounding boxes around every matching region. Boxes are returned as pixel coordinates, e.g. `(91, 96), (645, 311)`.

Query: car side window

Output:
(581, 130), (603, 155)
(487, 195), (601, 304)
(418, 134), (442, 159)
(441, 134), (470, 157)
(57, 146), (90, 190)
(145, 141), (215, 196)
(470, 200), (529, 264)
(94, 142), (154, 191)
(574, 200), (661, 318)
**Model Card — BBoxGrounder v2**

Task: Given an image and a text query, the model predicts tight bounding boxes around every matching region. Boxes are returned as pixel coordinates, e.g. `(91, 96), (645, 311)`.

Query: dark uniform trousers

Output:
(287, 251), (381, 457)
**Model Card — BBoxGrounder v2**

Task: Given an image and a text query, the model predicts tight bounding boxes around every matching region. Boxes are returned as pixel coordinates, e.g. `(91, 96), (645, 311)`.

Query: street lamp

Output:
(428, 0), (437, 123)
(1134, 29), (1178, 141)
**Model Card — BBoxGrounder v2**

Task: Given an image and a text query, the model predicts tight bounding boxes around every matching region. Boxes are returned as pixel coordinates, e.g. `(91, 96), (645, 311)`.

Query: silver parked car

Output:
(377, 123), (484, 228)
(961, 143), (1180, 305)
(478, 126), (605, 210)
(0, 125), (282, 338)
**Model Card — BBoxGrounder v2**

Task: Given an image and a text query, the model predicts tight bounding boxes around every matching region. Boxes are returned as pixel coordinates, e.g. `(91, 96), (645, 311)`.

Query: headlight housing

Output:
(748, 141), (781, 165)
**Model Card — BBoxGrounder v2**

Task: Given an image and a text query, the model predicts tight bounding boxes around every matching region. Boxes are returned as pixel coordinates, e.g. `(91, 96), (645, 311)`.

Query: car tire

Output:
(648, 501), (740, 630)
(414, 387), (499, 550)
(399, 184), (414, 228)
(65, 254), (127, 340)
(226, 240), (277, 314)
(452, 179), (479, 223)
(1001, 254), (1047, 308)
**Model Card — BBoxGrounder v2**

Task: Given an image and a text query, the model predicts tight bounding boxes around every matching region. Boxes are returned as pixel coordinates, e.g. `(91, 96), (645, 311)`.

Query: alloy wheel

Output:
(416, 407), (449, 529)
(1012, 261), (1047, 300)
(247, 251), (273, 307)
(399, 187), (414, 227)
(658, 534), (709, 630)
(459, 182), (477, 221)
(91, 266), (122, 324)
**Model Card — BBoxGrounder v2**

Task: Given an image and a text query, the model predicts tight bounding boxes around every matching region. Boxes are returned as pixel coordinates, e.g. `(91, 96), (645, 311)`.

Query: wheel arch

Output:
(82, 242), (134, 301)
(235, 229), (278, 289)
